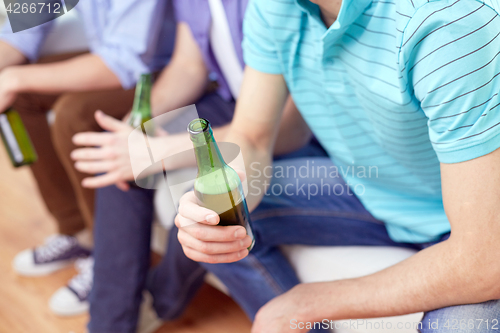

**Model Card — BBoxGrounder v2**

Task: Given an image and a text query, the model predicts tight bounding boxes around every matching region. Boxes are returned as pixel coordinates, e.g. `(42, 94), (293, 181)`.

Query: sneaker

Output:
(12, 234), (92, 276)
(137, 291), (163, 333)
(49, 257), (94, 316)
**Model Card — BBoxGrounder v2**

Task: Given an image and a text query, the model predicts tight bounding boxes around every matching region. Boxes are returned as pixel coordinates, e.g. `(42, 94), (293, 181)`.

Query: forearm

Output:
(303, 238), (500, 322)
(151, 60), (208, 117)
(8, 54), (121, 94)
(274, 97), (311, 156)
(224, 128), (274, 212)
(0, 41), (27, 70)
(221, 67), (288, 210)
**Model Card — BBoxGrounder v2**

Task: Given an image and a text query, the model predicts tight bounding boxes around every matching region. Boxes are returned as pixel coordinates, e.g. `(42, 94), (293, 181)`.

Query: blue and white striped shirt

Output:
(243, 0), (500, 243)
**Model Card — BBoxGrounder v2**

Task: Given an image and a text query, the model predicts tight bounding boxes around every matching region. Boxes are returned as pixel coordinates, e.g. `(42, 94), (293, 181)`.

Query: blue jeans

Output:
(150, 157), (499, 333)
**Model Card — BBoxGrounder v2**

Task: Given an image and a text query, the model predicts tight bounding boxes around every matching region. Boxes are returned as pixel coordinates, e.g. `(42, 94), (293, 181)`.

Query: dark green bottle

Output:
(188, 118), (255, 251)
(128, 73), (155, 188)
(0, 108), (37, 167)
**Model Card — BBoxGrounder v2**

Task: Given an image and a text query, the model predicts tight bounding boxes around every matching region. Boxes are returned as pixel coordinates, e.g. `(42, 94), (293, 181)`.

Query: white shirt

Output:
(207, 0), (244, 99)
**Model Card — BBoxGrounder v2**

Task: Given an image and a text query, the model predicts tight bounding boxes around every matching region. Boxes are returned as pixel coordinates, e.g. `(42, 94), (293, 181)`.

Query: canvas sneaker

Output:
(137, 291), (163, 333)
(49, 257), (94, 316)
(13, 234), (92, 276)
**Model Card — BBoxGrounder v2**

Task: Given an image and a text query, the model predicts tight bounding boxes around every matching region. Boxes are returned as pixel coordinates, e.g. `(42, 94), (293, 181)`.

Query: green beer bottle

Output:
(128, 73), (155, 188)
(188, 118), (255, 251)
(129, 73), (153, 130)
(0, 108), (37, 168)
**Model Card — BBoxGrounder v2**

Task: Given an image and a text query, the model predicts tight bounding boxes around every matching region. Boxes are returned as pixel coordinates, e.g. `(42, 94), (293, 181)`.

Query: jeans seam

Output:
(245, 253), (286, 296)
(252, 208), (383, 225)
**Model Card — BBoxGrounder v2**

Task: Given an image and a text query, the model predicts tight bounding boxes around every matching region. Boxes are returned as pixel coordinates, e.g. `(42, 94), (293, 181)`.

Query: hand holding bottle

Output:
(174, 118), (255, 264)
(174, 190), (253, 264)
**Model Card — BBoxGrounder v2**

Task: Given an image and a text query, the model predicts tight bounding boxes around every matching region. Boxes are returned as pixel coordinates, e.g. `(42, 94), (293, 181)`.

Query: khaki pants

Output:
(13, 52), (135, 235)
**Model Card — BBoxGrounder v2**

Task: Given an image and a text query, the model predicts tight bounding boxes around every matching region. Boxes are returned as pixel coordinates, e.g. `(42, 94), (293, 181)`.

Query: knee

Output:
(420, 300), (500, 332)
(12, 92), (45, 117)
(52, 92), (98, 141)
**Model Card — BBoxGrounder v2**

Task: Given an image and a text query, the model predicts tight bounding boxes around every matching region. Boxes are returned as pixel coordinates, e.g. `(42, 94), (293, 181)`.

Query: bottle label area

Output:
(0, 114), (24, 164)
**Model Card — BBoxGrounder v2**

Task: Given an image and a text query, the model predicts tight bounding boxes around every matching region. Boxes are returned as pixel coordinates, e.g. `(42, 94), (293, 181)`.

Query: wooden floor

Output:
(0, 147), (251, 333)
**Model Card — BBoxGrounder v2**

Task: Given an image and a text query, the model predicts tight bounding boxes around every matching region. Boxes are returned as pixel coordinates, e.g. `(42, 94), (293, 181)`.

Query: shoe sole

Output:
(13, 259), (76, 277)
(49, 302), (89, 317)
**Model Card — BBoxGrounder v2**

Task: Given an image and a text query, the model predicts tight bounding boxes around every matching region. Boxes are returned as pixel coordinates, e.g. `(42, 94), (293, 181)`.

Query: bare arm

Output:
(5, 53), (121, 93)
(274, 97), (311, 156)
(0, 41), (27, 70)
(212, 66), (290, 210)
(0, 53), (121, 112)
(151, 22), (209, 117)
(253, 149), (500, 332)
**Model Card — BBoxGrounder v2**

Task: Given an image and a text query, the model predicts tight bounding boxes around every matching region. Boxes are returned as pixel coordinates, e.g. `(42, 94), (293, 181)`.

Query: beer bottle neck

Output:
(189, 119), (226, 176)
(131, 74), (152, 119)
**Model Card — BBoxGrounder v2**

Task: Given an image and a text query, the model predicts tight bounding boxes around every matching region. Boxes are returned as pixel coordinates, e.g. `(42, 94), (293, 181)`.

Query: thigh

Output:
(250, 157), (418, 250)
(200, 241), (327, 333)
(201, 245), (300, 320)
(420, 300), (500, 333)
(53, 88), (135, 135)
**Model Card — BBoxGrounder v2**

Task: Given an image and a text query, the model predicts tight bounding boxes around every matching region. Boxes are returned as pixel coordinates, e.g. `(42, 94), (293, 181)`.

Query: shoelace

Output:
(69, 257), (94, 299)
(35, 235), (77, 263)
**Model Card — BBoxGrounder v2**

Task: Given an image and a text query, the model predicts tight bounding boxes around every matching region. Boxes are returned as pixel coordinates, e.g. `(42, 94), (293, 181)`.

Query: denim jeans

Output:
(150, 157), (499, 333)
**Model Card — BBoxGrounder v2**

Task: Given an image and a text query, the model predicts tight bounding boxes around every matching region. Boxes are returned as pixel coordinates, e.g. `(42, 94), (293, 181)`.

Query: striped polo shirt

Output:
(243, 0), (500, 243)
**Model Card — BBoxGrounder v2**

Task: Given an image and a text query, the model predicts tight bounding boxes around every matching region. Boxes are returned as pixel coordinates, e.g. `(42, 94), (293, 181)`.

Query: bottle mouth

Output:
(188, 118), (210, 135)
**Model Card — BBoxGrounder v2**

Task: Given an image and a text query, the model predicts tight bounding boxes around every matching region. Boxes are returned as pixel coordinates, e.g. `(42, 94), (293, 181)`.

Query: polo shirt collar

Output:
(295, 0), (372, 31)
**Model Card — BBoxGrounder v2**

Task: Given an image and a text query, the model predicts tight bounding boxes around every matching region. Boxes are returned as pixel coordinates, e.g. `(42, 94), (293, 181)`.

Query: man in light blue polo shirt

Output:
(174, 0), (500, 331)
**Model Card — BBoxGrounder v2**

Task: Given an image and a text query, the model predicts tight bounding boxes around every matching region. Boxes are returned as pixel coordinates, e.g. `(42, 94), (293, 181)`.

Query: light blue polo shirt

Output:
(243, 0), (500, 243)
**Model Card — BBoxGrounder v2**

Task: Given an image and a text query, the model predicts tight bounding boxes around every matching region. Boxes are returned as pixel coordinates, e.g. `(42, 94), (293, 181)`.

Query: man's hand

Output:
(252, 285), (313, 333)
(0, 67), (21, 112)
(71, 110), (136, 191)
(174, 190), (253, 263)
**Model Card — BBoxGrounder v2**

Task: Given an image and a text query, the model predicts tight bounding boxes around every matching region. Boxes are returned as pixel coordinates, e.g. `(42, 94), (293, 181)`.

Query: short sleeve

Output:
(94, 0), (174, 89)
(173, 0), (190, 23)
(0, 20), (53, 62)
(400, 1), (500, 163)
(242, 0), (283, 74)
